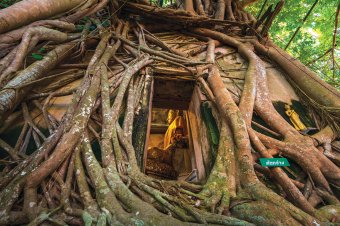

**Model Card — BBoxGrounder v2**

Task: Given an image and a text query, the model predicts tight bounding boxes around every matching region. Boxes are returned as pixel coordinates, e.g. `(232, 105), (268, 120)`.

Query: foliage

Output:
(149, 0), (174, 7)
(0, 0), (19, 9)
(246, 0), (339, 89)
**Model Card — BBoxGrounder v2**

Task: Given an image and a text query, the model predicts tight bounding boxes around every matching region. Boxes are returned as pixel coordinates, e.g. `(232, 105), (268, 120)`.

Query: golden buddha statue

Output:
(145, 110), (191, 179)
(164, 113), (185, 149)
(284, 104), (307, 131)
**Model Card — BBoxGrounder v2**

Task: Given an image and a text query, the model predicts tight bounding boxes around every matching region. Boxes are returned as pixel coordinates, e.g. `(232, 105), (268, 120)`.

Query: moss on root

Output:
(231, 200), (301, 226)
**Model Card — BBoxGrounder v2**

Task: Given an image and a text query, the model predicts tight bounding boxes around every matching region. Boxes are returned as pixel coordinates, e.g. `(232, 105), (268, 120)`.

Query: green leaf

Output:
(31, 53), (43, 60)
(89, 25), (97, 31)
(38, 47), (46, 53)
(102, 20), (110, 27)
(76, 25), (85, 31)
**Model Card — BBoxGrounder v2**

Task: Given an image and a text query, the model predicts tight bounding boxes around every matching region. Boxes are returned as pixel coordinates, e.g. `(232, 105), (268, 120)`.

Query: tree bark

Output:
(0, 0), (85, 34)
(0, 43), (74, 125)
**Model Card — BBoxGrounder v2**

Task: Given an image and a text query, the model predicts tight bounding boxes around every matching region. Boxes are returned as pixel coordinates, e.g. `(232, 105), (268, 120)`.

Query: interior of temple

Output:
(145, 108), (193, 180)
(143, 77), (198, 180)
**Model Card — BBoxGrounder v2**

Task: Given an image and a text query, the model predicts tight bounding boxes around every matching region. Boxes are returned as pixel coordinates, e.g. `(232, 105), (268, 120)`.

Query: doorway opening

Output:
(144, 78), (197, 181)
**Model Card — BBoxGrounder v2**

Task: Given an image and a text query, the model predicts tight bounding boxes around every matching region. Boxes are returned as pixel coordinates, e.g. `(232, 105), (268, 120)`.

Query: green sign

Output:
(259, 158), (290, 167)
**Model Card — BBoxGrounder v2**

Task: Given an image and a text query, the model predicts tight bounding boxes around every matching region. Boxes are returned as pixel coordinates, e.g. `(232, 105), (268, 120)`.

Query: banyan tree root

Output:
(0, 0), (339, 225)
(0, 26), (77, 86)
(193, 27), (340, 205)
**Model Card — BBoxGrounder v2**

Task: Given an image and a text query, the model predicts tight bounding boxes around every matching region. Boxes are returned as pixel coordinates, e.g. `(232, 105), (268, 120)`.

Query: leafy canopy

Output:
(246, 0), (339, 89)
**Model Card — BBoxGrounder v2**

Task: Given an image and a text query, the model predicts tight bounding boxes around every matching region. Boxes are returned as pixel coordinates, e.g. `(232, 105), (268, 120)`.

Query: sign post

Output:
(259, 158), (290, 167)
